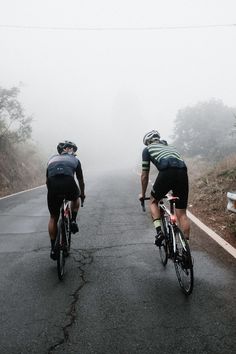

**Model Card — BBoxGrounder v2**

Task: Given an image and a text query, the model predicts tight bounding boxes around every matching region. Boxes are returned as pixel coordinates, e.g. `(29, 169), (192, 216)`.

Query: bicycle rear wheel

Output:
(64, 217), (71, 256)
(159, 214), (169, 266)
(67, 216), (71, 252)
(173, 227), (194, 295)
(57, 219), (65, 280)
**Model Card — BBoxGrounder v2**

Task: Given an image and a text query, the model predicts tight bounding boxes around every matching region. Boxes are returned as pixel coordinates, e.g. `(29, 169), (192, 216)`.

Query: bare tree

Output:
(172, 99), (235, 161)
(0, 86), (32, 147)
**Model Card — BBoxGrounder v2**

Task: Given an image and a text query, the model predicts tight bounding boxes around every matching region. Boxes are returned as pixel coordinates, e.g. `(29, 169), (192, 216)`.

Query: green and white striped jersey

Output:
(142, 142), (186, 171)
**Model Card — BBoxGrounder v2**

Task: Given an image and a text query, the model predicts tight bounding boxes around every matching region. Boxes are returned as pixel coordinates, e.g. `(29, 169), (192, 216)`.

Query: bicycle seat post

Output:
(169, 199), (175, 215)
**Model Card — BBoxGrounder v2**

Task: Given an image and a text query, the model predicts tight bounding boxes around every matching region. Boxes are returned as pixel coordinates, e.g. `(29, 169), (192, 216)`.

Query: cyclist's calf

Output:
(175, 209), (190, 239)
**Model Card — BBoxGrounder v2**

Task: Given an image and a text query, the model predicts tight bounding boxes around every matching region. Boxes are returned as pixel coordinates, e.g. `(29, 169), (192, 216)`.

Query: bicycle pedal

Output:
(70, 221), (79, 234)
(64, 249), (69, 257)
(50, 249), (58, 261)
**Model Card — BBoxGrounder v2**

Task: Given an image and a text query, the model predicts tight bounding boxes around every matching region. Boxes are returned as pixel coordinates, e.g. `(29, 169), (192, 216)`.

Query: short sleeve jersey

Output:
(142, 142), (186, 172)
(47, 153), (83, 179)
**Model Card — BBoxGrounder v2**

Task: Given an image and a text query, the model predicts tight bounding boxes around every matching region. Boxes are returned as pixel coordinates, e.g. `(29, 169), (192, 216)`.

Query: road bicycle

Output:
(54, 197), (72, 280)
(140, 194), (194, 295)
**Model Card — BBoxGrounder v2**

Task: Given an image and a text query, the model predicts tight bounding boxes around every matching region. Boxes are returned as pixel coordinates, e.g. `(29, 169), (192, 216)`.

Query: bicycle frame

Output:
(140, 194), (194, 294)
(141, 194), (181, 253)
(159, 196), (188, 256)
(61, 199), (71, 234)
(56, 198), (72, 280)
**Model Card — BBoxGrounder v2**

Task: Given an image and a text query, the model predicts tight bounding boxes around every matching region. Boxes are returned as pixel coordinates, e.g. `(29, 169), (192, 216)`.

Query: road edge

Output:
(0, 185), (45, 200)
(1, 183), (236, 259)
(188, 210), (236, 259)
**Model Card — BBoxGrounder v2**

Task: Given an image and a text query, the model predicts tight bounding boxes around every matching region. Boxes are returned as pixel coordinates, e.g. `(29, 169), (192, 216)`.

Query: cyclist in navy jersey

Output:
(46, 140), (85, 260)
(139, 130), (190, 246)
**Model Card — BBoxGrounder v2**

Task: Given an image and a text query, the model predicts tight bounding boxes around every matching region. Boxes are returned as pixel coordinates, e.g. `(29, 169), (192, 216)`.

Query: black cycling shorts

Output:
(151, 168), (189, 209)
(47, 175), (80, 217)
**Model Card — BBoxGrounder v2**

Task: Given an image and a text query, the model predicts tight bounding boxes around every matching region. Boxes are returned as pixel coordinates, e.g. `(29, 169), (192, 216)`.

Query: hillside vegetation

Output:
(188, 155), (236, 248)
(0, 142), (45, 197)
(0, 85), (45, 197)
(170, 98), (236, 248)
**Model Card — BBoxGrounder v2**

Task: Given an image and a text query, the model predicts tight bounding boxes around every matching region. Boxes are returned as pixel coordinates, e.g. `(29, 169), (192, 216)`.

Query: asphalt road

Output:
(0, 170), (235, 354)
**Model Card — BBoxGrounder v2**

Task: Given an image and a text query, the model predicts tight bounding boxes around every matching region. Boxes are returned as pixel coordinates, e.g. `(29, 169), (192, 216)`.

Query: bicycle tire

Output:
(159, 214), (168, 266)
(173, 227), (194, 295)
(67, 217), (72, 252)
(57, 219), (65, 281)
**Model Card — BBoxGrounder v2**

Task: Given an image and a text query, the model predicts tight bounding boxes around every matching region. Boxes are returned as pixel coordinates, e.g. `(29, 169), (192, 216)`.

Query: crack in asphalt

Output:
(46, 242), (148, 353)
(47, 249), (93, 354)
(82, 241), (153, 252)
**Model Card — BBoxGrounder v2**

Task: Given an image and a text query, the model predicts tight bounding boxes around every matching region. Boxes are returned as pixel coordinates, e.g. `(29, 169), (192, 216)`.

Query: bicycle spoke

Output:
(174, 228), (194, 295)
(65, 217), (71, 254)
(158, 215), (169, 266)
(57, 219), (65, 280)
(159, 238), (168, 266)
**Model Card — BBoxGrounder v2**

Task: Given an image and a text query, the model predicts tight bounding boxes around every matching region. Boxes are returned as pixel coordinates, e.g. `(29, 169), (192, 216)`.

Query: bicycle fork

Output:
(171, 225), (188, 261)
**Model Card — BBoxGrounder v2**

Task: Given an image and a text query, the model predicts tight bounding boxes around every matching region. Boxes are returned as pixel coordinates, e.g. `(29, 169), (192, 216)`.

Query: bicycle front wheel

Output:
(57, 219), (65, 281)
(173, 227), (194, 295)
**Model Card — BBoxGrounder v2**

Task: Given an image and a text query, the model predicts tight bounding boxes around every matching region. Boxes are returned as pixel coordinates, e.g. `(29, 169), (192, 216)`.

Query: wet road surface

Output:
(0, 170), (235, 353)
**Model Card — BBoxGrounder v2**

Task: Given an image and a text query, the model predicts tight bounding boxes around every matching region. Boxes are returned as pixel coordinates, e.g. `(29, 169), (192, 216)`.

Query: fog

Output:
(1, 0), (236, 170)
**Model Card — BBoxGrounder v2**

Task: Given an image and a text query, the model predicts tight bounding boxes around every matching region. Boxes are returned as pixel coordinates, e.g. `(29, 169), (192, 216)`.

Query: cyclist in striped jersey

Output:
(140, 130), (190, 246)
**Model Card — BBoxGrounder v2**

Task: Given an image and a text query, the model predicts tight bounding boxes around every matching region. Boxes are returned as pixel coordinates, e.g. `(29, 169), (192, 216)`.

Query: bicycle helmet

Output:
(57, 140), (78, 154)
(143, 130), (161, 146)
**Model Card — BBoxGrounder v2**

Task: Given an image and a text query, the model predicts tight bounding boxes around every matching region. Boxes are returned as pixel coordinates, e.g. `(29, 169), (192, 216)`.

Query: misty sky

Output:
(0, 0), (236, 168)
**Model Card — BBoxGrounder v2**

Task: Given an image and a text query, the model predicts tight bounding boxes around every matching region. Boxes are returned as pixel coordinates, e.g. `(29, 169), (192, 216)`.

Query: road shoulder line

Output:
(143, 172), (236, 259)
(0, 185), (45, 200)
(187, 210), (236, 259)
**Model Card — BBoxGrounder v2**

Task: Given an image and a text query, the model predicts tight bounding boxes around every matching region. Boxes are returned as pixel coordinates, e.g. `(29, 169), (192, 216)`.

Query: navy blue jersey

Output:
(142, 142), (186, 171)
(47, 153), (83, 179)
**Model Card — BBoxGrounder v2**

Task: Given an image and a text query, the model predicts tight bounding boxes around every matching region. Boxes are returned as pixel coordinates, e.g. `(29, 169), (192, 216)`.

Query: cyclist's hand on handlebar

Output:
(139, 194), (146, 211)
(80, 195), (85, 207)
(139, 193), (145, 201)
(139, 194), (151, 211)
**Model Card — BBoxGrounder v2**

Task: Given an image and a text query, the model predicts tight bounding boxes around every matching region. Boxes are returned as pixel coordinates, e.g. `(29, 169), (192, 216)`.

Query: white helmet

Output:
(143, 130), (161, 146)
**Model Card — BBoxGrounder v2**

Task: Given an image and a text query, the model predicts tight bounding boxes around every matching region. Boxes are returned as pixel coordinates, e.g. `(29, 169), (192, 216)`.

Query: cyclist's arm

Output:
(46, 167), (48, 184)
(75, 161), (85, 198)
(141, 148), (150, 198)
(78, 176), (85, 198)
(141, 170), (149, 197)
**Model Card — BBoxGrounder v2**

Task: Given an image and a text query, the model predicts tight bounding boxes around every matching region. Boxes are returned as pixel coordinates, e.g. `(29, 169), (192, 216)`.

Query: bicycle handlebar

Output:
(139, 197), (150, 212)
(139, 193), (179, 212)
(80, 196), (85, 207)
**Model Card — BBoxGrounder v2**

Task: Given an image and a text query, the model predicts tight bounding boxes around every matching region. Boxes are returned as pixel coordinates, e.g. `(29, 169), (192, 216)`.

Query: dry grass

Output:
(188, 154), (236, 247)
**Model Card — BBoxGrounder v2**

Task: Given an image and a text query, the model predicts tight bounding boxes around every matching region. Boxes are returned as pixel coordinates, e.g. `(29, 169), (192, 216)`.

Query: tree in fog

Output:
(0, 86), (32, 147)
(172, 99), (235, 161)
(231, 112), (236, 136)
(0, 86), (44, 194)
